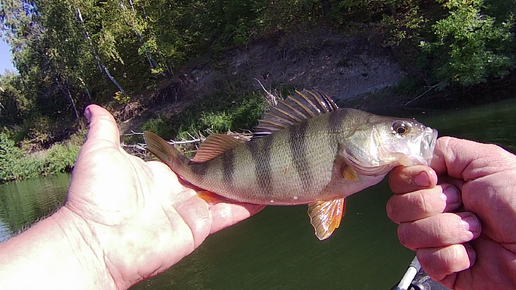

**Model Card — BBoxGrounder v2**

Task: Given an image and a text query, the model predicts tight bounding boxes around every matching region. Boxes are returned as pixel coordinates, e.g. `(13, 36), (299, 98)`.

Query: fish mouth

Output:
(399, 126), (438, 166)
(420, 127), (438, 165)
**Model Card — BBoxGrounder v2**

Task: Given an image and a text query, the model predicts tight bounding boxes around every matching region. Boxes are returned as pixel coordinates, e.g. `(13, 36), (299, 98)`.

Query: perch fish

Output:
(144, 89), (438, 240)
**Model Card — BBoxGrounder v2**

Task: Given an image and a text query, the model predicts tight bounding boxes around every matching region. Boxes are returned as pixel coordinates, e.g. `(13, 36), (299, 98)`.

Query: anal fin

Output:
(307, 198), (346, 240)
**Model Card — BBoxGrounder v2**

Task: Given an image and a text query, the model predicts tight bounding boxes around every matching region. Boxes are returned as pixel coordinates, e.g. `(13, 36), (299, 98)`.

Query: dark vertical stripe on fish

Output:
(190, 161), (208, 182)
(328, 109), (344, 133)
(222, 151), (235, 186)
(248, 139), (273, 195)
(289, 121), (313, 193)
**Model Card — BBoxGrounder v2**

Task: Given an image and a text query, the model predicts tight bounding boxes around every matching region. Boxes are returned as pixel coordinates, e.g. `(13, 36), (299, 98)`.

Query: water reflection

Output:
(0, 174), (69, 242)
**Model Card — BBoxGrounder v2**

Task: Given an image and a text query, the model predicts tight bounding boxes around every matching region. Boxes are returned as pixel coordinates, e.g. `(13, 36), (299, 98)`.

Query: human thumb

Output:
(83, 104), (120, 148)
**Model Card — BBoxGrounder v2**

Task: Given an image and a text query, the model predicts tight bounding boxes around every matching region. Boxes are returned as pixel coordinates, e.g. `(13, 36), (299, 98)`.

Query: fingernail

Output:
(414, 171), (431, 187)
(464, 243), (477, 267)
(460, 213), (481, 238)
(441, 184), (461, 206)
(84, 106), (92, 123)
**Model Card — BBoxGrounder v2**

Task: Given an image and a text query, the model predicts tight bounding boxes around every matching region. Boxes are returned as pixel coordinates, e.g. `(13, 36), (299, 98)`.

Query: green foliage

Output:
(420, 0), (515, 86)
(0, 133), (24, 181)
(0, 72), (30, 128)
(42, 143), (80, 175)
(113, 91), (131, 105)
(0, 133), (80, 182)
(380, 0), (428, 46)
(142, 92), (266, 141)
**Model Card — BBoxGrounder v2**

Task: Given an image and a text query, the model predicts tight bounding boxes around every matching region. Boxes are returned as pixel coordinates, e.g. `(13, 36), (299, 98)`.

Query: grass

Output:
(0, 132), (83, 183)
(139, 90), (267, 142)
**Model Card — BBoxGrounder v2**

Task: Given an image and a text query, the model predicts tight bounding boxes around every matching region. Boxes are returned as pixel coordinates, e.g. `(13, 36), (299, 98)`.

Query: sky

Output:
(0, 39), (16, 74)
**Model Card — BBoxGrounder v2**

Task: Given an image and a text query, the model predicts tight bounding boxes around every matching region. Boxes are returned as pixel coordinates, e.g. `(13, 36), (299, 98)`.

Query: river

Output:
(2, 98), (516, 289)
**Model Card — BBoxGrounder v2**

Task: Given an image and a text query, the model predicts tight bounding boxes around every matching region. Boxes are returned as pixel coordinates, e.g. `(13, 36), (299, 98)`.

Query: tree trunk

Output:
(57, 77), (79, 119)
(320, 0), (331, 16)
(75, 7), (126, 96)
(124, 0), (158, 71)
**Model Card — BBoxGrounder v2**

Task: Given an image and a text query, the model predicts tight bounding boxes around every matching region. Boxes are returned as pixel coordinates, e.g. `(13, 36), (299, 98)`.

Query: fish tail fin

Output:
(143, 131), (190, 170)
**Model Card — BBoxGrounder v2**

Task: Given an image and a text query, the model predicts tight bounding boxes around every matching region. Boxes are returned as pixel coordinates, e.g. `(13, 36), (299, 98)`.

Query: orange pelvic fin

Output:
(197, 190), (226, 205)
(307, 198), (346, 240)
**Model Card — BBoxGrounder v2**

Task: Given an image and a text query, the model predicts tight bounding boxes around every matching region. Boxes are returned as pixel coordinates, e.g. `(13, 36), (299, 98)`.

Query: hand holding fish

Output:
(387, 137), (516, 290)
(0, 104), (263, 290)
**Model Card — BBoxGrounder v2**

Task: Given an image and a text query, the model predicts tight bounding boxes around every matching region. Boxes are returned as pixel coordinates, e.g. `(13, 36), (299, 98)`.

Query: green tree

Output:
(421, 0), (515, 86)
(0, 72), (30, 129)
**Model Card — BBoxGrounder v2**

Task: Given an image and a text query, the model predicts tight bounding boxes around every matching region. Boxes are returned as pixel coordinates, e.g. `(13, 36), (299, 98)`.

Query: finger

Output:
(417, 243), (476, 283)
(84, 104), (120, 147)
(173, 196), (211, 248)
(431, 136), (511, 179)
(386, 184), (462, 223)
(397, 212), (481, 250)
(209, 203), (265, 234)
(389, 165), (438, 194)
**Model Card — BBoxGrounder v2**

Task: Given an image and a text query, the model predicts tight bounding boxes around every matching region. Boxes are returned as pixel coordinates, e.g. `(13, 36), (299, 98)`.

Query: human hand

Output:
(59, 105), (264, 289)
(387, 137), (516, 289)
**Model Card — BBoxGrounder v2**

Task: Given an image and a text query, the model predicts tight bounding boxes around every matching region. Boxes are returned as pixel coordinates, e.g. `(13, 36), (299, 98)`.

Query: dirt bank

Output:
(116, 25), (410, 135)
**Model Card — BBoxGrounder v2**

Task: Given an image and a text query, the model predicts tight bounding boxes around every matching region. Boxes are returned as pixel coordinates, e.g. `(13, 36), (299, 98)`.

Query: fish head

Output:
(371, 117), (438, 167)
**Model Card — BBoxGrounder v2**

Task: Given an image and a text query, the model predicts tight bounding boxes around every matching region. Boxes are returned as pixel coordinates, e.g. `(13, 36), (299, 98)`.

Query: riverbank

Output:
(0, 136), (81, 183)
(2, 24), (515, 183)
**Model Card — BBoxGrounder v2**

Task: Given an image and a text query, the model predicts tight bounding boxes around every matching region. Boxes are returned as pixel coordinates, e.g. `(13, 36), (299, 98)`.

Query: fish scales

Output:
(189, 115), (339, 204)
(143, 88), (438, 240)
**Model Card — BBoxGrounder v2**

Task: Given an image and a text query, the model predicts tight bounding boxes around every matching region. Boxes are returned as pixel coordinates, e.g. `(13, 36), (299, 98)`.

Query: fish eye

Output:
(392, 122), (410, 135)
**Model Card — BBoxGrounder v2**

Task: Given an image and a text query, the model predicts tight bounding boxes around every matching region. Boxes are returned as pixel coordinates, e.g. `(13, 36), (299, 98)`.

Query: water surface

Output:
(0, 174), (69, 242)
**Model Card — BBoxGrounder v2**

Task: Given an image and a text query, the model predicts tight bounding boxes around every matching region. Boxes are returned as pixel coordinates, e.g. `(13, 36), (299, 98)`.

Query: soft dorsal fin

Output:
(253, 89), (339, 139)
(191, 134), (244, 163)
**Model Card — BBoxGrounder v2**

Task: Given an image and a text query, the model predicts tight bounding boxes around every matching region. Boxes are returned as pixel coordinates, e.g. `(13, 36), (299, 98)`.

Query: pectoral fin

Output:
(308, 198), (346, 240)
(342, 164), (359, 181)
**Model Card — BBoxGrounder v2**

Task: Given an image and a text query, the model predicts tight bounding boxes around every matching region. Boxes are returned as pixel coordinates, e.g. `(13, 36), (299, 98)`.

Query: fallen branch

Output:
(404, 83), (441, 106)
(254, 78), (279, 106)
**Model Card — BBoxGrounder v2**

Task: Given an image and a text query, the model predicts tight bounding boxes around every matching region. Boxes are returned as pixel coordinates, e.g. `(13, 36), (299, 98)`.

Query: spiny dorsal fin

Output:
(191, 134), (244, 163)
(308, 198), (346, 240)
(253, 89), (339, 139)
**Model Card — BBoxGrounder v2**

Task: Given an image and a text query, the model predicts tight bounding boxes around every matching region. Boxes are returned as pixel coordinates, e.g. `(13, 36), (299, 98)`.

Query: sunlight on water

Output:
(0, 220), (10, 243)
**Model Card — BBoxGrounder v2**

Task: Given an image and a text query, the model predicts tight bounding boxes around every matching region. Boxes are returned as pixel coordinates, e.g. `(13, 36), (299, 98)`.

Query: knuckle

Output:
(418, 244), (471, 280)
(397, 223), (417, 250)
(385, 197), (401, 224)
(412, 190), (429, 213)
